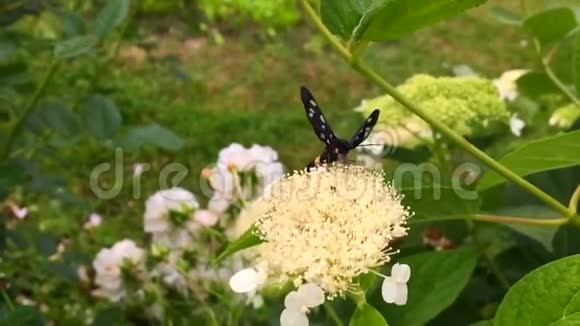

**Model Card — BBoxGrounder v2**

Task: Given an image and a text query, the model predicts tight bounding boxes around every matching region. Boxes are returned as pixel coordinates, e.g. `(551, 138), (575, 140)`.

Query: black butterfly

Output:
(300, 86), (380, 168)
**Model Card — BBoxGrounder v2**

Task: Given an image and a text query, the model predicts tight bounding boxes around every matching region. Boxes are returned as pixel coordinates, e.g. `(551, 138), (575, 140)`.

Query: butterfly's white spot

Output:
(308, 112), (314, 118)
(326, 139), (331, 144)
(320, 133), (326, 139)
(367, 117), (373, 123)
(320, 115), (326, 123)
(309, 100), (317, 107)
(321, 125), (326, 129)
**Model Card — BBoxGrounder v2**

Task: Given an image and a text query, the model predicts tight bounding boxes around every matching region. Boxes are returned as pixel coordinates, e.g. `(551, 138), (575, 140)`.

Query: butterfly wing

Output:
(349, 109), (380, 149)
(300, 86), (337, 145)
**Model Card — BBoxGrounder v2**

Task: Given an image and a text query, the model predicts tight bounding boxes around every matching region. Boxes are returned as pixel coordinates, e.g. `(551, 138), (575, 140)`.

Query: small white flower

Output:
(280, 283), (325, 326)
(208, 194), (231, 213)
(92, 239), (145, 302)
(218, 143), (255, 171)
(194, 209), (219, 227)
(144, 187), (198, 233)
(229, 268), (261, 293)
(84, 213), (102, 230)
(133, 163), (147, 177)
(494, 69), (528, 101)
(381, 263), (411, 306)
(509, 114), (525, 137)
(8, 202), (28, 219)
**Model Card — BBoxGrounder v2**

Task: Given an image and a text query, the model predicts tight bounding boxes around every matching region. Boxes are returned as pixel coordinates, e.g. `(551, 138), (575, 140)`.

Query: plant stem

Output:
(474, 213), (568, 226)
(570, 186), (580, 213)
(535, 40), (580, 106)
(323, 303), (344, 326)
(0, 60), (59, 161)
(299, 0), (573, 219)
(1, 290), (14, 310)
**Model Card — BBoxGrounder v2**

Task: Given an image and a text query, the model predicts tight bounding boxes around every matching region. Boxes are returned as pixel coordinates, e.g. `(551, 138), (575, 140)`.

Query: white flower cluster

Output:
(205, 143), (284, 213)
(229, 165), (412, 325)
(92, 239), (145, 302)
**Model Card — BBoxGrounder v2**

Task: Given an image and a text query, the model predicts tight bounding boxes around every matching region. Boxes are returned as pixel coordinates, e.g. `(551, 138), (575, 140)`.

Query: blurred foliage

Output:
(1, 0), (580, 325)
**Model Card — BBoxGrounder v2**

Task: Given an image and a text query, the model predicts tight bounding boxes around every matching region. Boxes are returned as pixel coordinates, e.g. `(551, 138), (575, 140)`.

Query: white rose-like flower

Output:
(382, 263), (411, 305)
(218, 143), (255, 171)
(280, 283), (326, 326)
(92, 239), (145, 302)
(194, 209), (219, 227)
(144, 187), (198, 233)
(248, 144), (279, 164)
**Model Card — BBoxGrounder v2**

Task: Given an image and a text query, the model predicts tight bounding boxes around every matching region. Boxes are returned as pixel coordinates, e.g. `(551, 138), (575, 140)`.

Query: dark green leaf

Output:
(350, 303), (388, 326)
(0, 62), (31, 87)
(574, 33), (580, 94)
(321, 0), (486, 41)
(54, 36), (94, 59)
(93, 306), (123, 326)
(376, 247), (478, 326)
(37, 101), (81, 137)
(120, 124), (184, 152)
(84, 94), (122, 139)
(495, 254), (580, 325)
(401, 186), (480, 223)
(0, 305), (45, 326)
(362, 0), (486, 41)
(553, 224), (580, 259)
(478, 130), (580, 190)
(495, 205), (560, 252)
(516, 72), (559, 99)
(320, 0), (375, 40)
(523, 7), (577, 46)
(471, 320), (493, 326)
(95, 0), (131, 38)
(59, 11), (86, 37)
(490, 6), (522, 25)
(215, 225), (262, 264)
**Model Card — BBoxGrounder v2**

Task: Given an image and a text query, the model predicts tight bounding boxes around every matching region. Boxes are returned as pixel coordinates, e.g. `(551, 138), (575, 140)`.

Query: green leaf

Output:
(523, 7), (577, 46)
(0, 305), (45, 326)
(350, 302), (388, 326)
(574, 33), (580, 94)
(401, 186), (480, 223)
(92, 306), (123, 326)
(478, 130), (580, 190)
(214, 225), (262, 264)
(84, 94), (122, 139)
(516, 72), (559, 99)
(95, 0), (131, 39)
(471, 320), (493, 326)
(321, 0), (486, 41)
(495, 254), (580, 325)
(120, 124), (184, 152)
(496, 205), (560, 252)
(54, 36), (94, 59)
(376, 247), (478, 326)
(320, 0), (375, 40)
(490, 6), (522, 25)
(551, 312), (580, 325)
(553, 224), (580, 259)
(36, 101), (80, 137)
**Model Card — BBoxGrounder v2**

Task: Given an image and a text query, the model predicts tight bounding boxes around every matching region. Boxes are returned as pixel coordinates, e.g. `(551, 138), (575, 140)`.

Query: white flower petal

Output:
(284, 291), (303, 310)
(194, 209), (219, 227)
(280, 308), (309, 326)
(509, 114), (525, 137)
(394, 283), (408, 306)
(381, 277), (397, 304)
(229, 268), (259, 293)
(297, 283), (325, 308)
(391, 263), (411, 283)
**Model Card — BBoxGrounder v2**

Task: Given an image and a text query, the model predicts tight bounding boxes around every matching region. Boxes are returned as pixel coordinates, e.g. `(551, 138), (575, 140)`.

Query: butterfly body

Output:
(300, 86), (380, 168)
